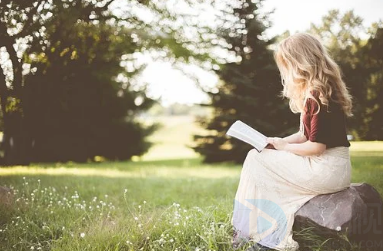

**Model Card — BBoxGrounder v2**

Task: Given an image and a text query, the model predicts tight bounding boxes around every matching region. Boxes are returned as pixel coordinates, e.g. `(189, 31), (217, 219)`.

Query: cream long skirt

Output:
(231, 146), (351, 250)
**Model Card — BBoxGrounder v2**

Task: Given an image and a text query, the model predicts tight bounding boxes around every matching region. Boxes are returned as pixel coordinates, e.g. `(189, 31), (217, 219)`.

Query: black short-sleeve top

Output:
(300, 95), (350, 148)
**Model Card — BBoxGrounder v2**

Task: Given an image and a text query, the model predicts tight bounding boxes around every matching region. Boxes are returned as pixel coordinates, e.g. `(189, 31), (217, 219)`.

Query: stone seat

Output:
(293, 183), (383, 250)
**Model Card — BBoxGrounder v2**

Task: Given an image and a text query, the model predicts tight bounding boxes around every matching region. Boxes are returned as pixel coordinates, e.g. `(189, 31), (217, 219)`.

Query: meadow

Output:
(0, 116), (382, 251)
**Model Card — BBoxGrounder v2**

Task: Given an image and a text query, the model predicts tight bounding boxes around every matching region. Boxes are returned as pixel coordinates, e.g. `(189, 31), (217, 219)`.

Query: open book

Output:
(226, 120), (268, 152)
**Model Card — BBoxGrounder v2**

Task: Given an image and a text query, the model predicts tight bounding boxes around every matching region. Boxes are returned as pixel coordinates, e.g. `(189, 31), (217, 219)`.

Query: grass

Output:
(140, 116), (205, 161)
(0, 143), (382, 251)
(0, 116), (382, 251)
(0, 159), (240, 251)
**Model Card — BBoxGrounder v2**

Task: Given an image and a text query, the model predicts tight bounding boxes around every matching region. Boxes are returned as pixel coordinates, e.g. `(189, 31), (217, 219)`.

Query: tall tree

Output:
(22, 12), (157, 162)
(308, 10), (371, 139)
(363, 26), (383, 140)
(193, 0), (296, 163)
(309, 10), (383, 140)
(0, 0), (118, 165)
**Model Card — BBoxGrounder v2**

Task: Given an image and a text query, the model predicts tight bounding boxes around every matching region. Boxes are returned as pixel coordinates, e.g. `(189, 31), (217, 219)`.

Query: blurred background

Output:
(0, 0), (382, 166)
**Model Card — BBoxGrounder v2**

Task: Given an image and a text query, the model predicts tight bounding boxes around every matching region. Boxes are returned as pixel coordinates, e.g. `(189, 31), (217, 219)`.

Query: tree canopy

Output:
(0, 0), (212, 165)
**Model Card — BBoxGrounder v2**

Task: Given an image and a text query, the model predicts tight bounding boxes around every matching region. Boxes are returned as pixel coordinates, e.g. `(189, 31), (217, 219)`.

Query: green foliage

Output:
(309, 10), (383, 140)
(0, 0), (217, 165)
(193, 0), (296, 163)
(362, 26), (383, 140)
(23, 14), (157, 162)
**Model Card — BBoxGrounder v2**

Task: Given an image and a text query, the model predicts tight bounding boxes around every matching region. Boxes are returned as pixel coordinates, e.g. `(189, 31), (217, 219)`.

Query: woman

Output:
(231, 33), (353, 251)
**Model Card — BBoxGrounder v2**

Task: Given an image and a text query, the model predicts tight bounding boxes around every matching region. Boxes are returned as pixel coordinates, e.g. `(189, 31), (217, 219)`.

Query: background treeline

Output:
(0, 0), (382, 165)
(0, 0), (207, 165)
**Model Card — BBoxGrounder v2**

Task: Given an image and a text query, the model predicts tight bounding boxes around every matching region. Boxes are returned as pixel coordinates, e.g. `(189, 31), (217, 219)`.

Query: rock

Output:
(293, 183), (383, 250)
(0, 186), (13, 206)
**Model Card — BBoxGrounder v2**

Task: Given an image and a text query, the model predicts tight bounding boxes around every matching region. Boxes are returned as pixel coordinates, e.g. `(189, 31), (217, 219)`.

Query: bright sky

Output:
(141, 0), (383, 106)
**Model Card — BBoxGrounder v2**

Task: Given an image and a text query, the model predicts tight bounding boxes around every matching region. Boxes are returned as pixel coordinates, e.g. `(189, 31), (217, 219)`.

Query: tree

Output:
(308, 10), (372, 139)
(0, 0), (119, 165)
(193, 0), (296, 163)
(363, 25), (383, 140)
(0, 0), (213, 164)
(309, 10), (383, 140)
(23, 13), (157, 162)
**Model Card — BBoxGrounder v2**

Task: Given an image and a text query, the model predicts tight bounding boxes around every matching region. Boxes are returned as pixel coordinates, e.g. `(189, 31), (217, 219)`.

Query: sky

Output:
(141, 0), (383, 106)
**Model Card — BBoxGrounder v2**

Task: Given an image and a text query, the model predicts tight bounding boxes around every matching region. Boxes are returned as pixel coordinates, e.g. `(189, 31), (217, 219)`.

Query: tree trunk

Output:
(0, 41), (31, 166)
(1, 116), (30, 166)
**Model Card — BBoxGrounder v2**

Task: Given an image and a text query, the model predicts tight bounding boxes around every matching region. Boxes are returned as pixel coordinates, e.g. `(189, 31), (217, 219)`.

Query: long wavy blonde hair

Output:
(274, 33), (353, 116)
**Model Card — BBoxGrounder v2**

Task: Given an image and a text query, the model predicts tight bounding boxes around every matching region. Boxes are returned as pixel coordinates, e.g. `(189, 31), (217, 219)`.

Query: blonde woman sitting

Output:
(232, 33), (353, 251)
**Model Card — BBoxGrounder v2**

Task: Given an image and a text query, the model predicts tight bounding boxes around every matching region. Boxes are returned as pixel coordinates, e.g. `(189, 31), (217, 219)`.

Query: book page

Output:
(226, 120), (268, 152)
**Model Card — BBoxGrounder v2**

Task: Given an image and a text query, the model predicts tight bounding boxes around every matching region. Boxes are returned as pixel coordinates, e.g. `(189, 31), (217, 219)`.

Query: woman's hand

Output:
(266, 137), (288, 150)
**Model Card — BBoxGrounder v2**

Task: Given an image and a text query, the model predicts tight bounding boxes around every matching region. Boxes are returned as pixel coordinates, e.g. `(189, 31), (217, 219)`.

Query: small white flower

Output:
(80, 232), (85, 238)
(134, 217), (138, 221)
(336, 226), (341, 231)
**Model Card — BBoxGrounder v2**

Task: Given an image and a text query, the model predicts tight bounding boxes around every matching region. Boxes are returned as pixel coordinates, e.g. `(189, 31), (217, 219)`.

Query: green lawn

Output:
(0, 116), (382, 251)
(140, 115), (205, 161)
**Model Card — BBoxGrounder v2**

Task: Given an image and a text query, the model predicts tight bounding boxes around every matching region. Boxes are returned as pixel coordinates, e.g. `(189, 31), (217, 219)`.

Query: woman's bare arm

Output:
(284, 141), (326, 156)
(283, 132), (307, 144)
(267, 137), (326, 156)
